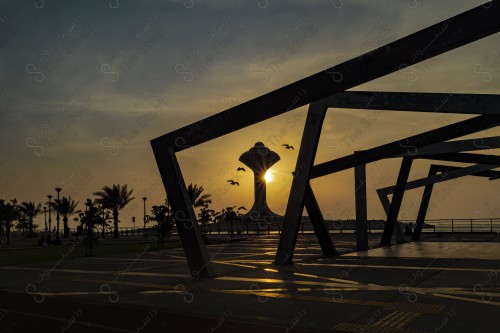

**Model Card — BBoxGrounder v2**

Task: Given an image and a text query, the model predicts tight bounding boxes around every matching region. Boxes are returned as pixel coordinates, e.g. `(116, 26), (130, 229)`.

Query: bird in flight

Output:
(237, 167), (246, 172)
(227, 180), (240, 186)
(238, 206), (247, 211)
(282, 144), (294, 150)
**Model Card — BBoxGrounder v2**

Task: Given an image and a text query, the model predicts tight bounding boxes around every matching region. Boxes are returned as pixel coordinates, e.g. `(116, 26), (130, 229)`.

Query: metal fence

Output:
(47, 217), (499, 239)
(400, 218), (500, 233)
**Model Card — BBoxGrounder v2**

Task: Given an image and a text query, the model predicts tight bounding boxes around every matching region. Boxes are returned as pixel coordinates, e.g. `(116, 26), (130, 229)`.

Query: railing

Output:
(180, 218), (500, 236)
(52, 218), (498, 239)
(400, 218), (500, 233)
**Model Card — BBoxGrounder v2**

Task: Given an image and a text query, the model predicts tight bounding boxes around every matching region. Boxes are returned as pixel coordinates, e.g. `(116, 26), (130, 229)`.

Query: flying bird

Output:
(282, 144), (294, 150)
(238, 206), (247, 211)
(227, 180), (240, 186)
(237, 167), (246, 172)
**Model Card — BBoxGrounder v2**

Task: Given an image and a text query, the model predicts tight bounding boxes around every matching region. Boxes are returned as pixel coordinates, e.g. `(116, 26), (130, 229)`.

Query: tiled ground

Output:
(0, 234), (499, 332)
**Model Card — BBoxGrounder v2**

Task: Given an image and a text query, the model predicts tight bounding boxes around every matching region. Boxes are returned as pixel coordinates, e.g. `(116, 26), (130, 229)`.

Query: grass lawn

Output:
(0, 238), (182, 266)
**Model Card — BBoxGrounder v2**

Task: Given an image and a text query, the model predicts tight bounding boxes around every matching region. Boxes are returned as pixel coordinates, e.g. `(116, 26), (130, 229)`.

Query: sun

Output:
(264, 170), (274, 182)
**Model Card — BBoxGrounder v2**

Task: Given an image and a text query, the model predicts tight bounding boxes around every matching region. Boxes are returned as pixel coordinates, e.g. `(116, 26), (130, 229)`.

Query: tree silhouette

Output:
(93, 184), (134, 238)
(19, 201), (42, 237)
(149, 202), (175, 247)
(0, 199), (19, 245)
(52, 197), (79, 238)
(187, 183), (212, 209)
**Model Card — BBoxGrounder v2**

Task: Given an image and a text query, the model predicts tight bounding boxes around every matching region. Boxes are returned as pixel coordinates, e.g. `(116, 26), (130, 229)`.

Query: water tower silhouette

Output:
(239, 142), (281, 220)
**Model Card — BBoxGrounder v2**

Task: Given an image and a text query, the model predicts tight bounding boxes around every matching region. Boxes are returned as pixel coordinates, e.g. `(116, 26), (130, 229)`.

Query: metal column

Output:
(151, 145), (215, 278)
(412, 166), (441, 240)
(304, 182), (338, 256)
(381, 157), (414, 246)
(275, 102), (327, 266)
(354, 162), (368, 251)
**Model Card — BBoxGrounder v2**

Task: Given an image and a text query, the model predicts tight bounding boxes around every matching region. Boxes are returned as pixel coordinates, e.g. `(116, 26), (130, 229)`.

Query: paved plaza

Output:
(1, 234), (499, 332)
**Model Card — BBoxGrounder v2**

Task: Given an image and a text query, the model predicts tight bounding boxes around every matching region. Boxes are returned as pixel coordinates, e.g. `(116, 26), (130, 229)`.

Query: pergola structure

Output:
(151, 2), (500, 277)
(377, 162), (500, 241)
(352, 137), (500, 250)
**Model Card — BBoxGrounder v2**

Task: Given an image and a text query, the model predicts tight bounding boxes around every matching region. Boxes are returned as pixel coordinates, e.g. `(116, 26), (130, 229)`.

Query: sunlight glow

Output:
(264, 170), (273, 182)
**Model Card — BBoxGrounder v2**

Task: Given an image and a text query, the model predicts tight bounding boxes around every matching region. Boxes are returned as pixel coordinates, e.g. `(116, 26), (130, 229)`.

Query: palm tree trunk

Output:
(63, 216), (69, 238)
(113, 208), (119, 238)
(28, 217), (33, 237)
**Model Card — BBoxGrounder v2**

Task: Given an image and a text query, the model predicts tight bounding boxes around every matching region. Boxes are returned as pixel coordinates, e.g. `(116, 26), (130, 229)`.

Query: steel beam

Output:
(395, 136), (500, 157)
(151, 144), (215, 278)
(381, 157), (414, 246)
(304, 183), (338, 256)
(376, 189), (406, 243)
(354, 162), (369, 251)
(152, 2), (500, 152)
(379, 164), (497, 195)
(275, 103), (327, 266)
(312, 115), (500, 178)
(327, 91), (500, 115)
(412, 164), (500, 240)
(412, 165), (444, 240)
(428, 164), (500, 179)
(417, 152), (500, 165)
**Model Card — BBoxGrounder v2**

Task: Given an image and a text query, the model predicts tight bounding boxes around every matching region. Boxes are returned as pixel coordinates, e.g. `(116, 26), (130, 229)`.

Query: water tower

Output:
(239, 142), (281, 220)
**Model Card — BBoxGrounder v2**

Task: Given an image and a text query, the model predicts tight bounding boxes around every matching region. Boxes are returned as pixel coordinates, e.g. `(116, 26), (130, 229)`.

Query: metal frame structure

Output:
(351, 137), (500, 249)
(151, 2), (500, 276)
(377, 164), (500, 240)
(376, 153), (500, 243)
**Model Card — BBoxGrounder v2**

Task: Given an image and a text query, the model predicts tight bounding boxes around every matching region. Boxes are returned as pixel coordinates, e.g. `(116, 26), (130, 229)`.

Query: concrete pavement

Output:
(0, 234), (499, 332)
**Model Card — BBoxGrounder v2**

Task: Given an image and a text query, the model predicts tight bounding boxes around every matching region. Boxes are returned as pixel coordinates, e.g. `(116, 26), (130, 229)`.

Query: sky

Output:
(0, 0), (499, 229)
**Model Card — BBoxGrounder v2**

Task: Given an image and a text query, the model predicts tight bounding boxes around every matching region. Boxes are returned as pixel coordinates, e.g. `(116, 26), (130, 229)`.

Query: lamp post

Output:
(47, 195), (53, 239)
(44, 206), (47, 232)
(55, 187), (61, 238)
(142, 197), (147, 232)
(85, 199), (93, 256)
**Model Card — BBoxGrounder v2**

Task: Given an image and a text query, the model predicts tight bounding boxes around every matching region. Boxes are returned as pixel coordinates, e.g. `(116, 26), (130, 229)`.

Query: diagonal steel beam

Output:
(381, 157), (414, 245)
(412, 164), (499, 240)
(152, 2), (500, 152)
(412, 165), (445, 241)
(395, 136), (500, 157)
(276, 102), (327, 266)
(304, 183), (338, 256)
(417, 152), (500, 165)
(378, 163), (497, 196)
(151, 144), (215, 278)
(424, 164), (500, 179)
(376, 187), (406, 243)
(327, 91), (500, 115)
(312, 115), (500, 178)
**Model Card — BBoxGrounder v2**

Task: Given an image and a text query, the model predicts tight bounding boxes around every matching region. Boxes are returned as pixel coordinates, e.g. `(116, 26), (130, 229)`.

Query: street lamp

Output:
(85, 199), (93, 212)
(47, 195), (53, 238)
(85, 199), (93, 256)
(55, 187), (62, 238)
(44, 206), (47, 232)
(142, 197), (147, 232)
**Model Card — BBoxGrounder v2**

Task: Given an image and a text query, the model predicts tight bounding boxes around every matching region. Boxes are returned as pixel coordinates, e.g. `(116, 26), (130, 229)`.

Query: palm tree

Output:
(149, 203), (175, 247)
(19, 201), (42, 237)
(52, 197), (79, 238)
(0, 199), (19, 245)
(187, 183), (212, 209)
(93, 184), (135, 238)
(0, 199), (5, 243)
